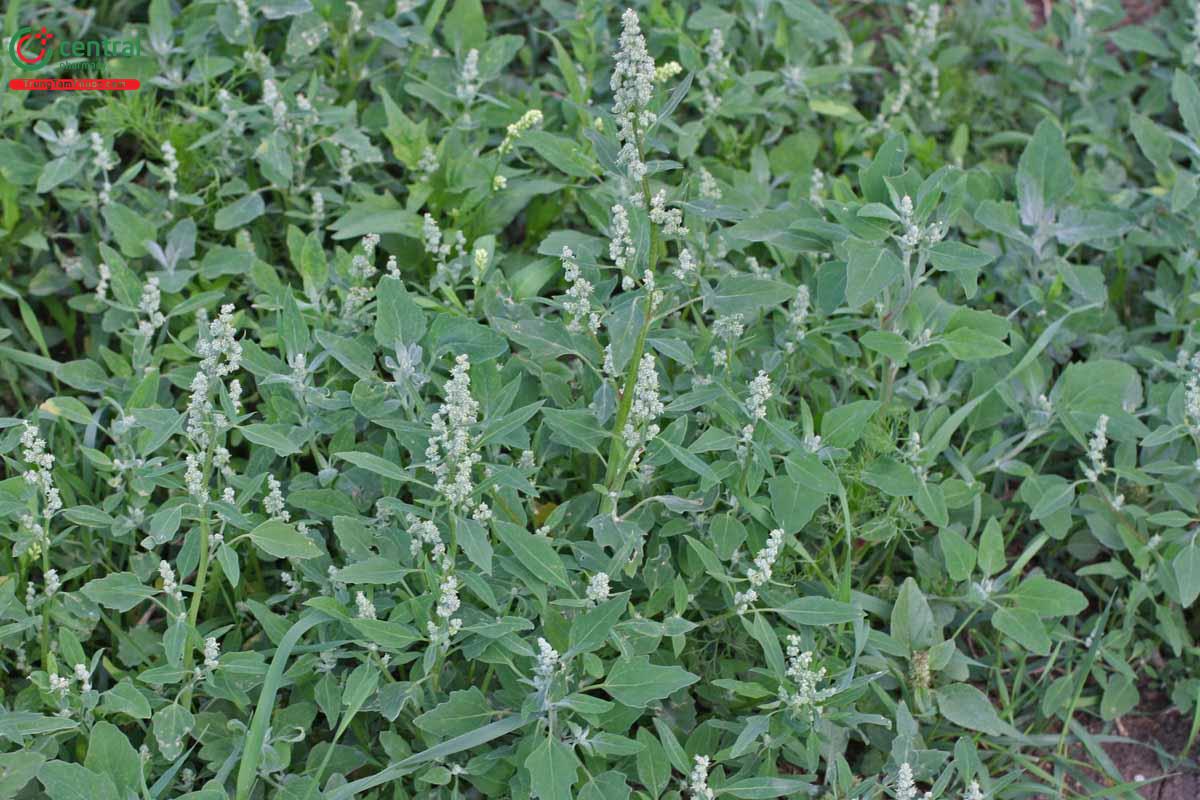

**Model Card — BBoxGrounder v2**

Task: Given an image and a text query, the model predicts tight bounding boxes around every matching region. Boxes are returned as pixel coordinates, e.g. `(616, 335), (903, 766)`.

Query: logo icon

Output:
(9, 26), (54, 71)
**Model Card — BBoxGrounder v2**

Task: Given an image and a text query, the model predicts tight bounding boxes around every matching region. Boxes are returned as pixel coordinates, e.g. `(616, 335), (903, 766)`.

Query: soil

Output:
(1083, 708), (1200, 799)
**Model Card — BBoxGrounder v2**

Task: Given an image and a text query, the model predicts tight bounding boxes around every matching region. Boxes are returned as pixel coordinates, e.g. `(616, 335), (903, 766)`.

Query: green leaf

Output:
(525, 736), (580, 800)
(415, 688), (494, 738)
(101, 204), (158, 258)
(81, 572), (155, 612)
(1017, 119), (1073, 224)
(1172, 69), (1200, 142)
(37, 156), (83, 194)
(992, 607), (1050, 656)
(1173, 544), (1200, 608)
(493, 521), (570, 590)
(0, 712), (78, 741)
(38, 761), (119, 800)
(1100, 674), (1139, 721)
(844, 239), (903, 307)
(891, 577), (936, 652)
(605, 656), (699, 707)
(938, 529), (976, 582)
(776, 596), (862, 627)
(914, 481), (949, 528)
(542, 408), (607, 456)
(568, 594), (626, 655)
(246, 520), (322, 560)
(635, 728), (670, 798)
(820, 399), (880, 448)
(336, 451), (408, 482)
(722, 777), (815, 798)
(84, 721), (142, 800)
(0, 751), (45, 797)
(375, 276), (427, 347)
(349, 619), (421, 651)
(214, 193), (266, 231)
(935, 683), (1012, 737)
(768, 476), (823, 534)
(1010, 576), (1088, 617)
(240, 423), (306, 457)
(941, 327), (1010, 361)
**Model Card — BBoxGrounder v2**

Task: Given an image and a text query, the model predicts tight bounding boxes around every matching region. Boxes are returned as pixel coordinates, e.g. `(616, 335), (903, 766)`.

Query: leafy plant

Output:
(1, 0), (1200, 798)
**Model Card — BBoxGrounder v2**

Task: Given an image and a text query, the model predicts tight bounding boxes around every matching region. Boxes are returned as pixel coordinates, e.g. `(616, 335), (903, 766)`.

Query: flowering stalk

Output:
(601, 9), (665, 514)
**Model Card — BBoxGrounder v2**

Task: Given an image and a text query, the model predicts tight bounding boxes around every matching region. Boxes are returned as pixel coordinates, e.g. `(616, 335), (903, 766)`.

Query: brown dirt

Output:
(1083, 708), (1200, 800)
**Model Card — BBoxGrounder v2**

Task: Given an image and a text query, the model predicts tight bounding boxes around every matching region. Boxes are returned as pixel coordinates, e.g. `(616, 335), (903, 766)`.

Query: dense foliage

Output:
(3, 0), (1200, 797)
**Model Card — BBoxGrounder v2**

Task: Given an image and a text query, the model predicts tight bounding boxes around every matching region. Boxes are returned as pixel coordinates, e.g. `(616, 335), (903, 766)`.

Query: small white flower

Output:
(264, 474), (290, 521)
(533, 637), (560, 690)
(623, 354), (664, 448)
(203, 637), (221, 670)
(355, 591), (377, 620)
(457, 49), (480, 102)
(611, 9), (657, 184)
(688, 755), (715, 799)
(649, 190), (687, 235)
(586, 573), (611, 603)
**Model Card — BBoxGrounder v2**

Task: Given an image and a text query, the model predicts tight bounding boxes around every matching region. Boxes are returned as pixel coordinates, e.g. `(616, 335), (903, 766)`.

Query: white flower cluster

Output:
(435, 574), (462, 636)
(560, 246), (601, 334)
(186, 305), (243, 450)
(500, 109), (543, 153)
(417, 146), (438, 181)
(159, 560), (183, 602)
(95, 261), (111, 300)
(650, 190), (688, 236)
(422, 213), (467, 287)
(897, 195), (947, 251)
(185, 452), (206, 504)
(90, 132), (117, 205)
(203, 636), (221, 670)
(355, 590), (376, 619)
(533, 638), (560, 691)
(780, 635), (833, 718)
(138, 277), (165, 338)
(904, 432), (929, 482)
(713, 313), (745, 342)
(734, 528), (783, 613)
(745, 370), (772, 421)
(698, 168), (721, 200)
(21, 423), (62, 515)
(1083, 414), (1109, 483)
(264, 474), (290, 521)
(586, 572), (611, 604)
(785, 285), (812, 353)
(162, 141), (179, 202)
(262, 78), (288, 130)
(894, 762), (936, 800)
(1184, 352), (1200, 434)
(457, 48), (480, 102)
(44, 568), (61, 598)
(672, 248), (697, 282)
(688, 755), (715, 800)
(408, 513), (446, 561)
(611, 9), (657, 185)
(609, 204), (636, 271)
(623, 354), (664, 449)
(654, 61), (683, 83)
(697, 28), (730, 115)
(344, 233), (381, 316)
(426, 355), (487, 514)
(49, 672), (71, 697)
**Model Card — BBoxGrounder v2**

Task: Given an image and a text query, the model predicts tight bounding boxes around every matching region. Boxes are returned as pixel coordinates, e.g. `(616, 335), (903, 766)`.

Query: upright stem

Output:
(181, 446), (215, 708)
(600, 131), (660, 515)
